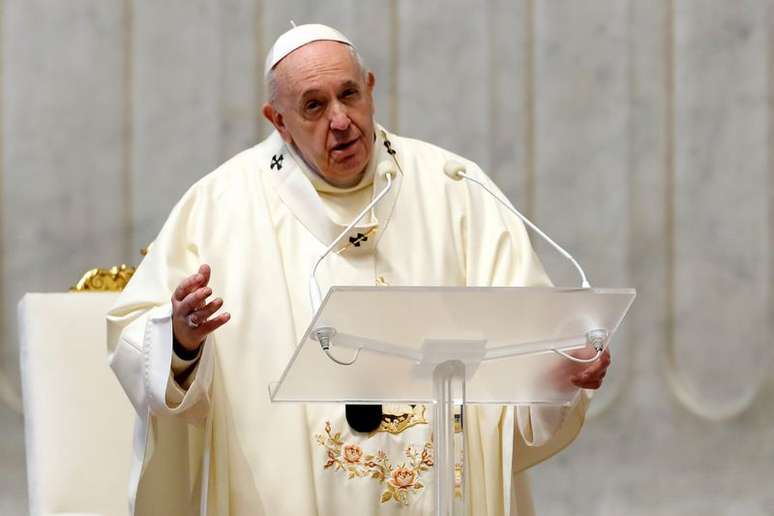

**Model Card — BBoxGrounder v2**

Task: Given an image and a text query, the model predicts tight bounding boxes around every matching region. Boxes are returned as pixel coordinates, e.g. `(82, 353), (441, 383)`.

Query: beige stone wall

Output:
(1, 1), (772, 513)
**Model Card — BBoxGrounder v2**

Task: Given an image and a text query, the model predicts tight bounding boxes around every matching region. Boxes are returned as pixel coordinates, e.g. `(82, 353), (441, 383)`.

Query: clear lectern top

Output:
(270, 286), (636, 406)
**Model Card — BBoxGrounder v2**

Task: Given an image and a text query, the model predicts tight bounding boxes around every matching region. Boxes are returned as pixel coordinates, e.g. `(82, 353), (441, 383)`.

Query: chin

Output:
(327, 165), (363, 186)
(326, 159), (368, 186)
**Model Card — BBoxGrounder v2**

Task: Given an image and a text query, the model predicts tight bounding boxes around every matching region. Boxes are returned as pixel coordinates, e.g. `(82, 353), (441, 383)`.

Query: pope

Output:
(108, 23), (610, 516)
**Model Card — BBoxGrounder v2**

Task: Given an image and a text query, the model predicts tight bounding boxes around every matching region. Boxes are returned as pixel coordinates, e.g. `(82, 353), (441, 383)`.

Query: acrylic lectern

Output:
(270, 286), (636, 516)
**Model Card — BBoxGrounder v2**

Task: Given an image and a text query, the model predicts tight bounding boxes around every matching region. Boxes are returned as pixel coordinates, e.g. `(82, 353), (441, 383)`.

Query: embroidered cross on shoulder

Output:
(383, 139), (396, 156)
(270, 154), (284, 170)
(349, 232), (368, 247)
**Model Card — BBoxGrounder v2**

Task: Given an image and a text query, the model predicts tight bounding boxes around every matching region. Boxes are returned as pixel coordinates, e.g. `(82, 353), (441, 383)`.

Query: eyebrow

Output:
(298, 80), (361, 102)
(299, 88), (322, 102)
(339, 80), (360, 91)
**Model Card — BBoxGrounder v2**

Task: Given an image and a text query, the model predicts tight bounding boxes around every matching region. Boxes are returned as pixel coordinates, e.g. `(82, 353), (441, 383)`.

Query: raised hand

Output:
(171, 264), (230, 353)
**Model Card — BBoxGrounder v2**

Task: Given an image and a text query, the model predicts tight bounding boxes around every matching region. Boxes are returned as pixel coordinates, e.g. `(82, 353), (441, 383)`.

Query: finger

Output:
(191, 297), (223, 322)
(572, 377), (602, 389)
(586, 361), (605, 376)
(585, 380), (602, 390)
(585, 352), (610, 375)
(198, 264), (211, 287)
(174, 272), (205, 301)
(574, 364), (599, 381)
(571, 369), (599, 385)
(180, 287), (212, 314)
(197, 312), (231, 335)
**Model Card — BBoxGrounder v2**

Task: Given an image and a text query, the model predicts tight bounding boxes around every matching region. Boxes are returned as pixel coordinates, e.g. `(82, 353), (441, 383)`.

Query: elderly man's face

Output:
(263, 41), (376, 188)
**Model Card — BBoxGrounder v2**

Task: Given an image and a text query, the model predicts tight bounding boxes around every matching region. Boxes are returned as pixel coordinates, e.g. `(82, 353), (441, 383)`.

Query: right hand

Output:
(171, 264), (230, 352)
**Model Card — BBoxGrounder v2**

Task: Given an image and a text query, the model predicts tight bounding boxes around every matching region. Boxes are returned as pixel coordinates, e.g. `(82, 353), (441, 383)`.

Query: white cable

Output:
(309, 162), (396, 313)
(323, 347), (362, 366)
(443, 161), (590, 289)
(551, 329), (608, 363)
(552, 347), (603, 364)
(461, 172), (590, 288)
(314, 327), (362, 366)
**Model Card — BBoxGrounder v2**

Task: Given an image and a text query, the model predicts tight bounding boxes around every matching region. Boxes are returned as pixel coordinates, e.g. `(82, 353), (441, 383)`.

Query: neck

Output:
(325, 169), (366, 189)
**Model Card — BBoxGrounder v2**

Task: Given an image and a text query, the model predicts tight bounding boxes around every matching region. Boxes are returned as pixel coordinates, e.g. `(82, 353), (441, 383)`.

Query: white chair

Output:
(19, 292), (133, 516)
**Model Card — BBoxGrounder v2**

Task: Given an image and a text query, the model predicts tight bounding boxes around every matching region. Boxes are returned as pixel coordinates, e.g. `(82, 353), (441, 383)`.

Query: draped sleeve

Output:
(107, 181), (215, 425)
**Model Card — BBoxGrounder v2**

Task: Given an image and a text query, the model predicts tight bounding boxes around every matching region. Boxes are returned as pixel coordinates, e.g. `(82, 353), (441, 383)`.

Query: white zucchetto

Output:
(264, 23), (353, 78)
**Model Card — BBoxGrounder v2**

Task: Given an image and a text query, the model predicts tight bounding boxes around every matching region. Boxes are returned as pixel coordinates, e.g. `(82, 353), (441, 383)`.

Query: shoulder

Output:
(184, 131), (285, 202)
(385, 129), (487, 185)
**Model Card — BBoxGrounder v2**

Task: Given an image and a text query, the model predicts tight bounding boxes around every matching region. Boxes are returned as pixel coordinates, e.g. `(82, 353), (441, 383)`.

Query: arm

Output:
(106, 187), (228, 425)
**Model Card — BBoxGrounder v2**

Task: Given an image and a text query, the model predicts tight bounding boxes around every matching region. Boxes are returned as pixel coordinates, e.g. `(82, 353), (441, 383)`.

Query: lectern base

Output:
(433, 360), (466, 516)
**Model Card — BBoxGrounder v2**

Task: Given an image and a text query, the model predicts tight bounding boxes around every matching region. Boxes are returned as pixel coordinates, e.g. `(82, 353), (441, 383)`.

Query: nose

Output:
(329, 102), (351, 131)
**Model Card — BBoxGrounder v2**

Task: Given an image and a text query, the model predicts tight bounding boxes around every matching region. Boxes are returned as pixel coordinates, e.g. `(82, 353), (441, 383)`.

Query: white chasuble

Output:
(107, 124), (590, 516)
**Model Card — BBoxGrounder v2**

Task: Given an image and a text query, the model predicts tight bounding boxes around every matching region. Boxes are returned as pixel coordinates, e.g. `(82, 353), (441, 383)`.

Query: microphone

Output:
(308, 161), (397, 314)
(377, 160), (396, 180)
(443, 160), (466, 181)
(444, 159), (590, 289)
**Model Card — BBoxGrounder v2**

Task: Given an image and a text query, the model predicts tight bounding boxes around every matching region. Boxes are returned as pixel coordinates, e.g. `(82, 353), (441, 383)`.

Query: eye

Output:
(341, 88), (359, 100)
(304, 99), (322, 113)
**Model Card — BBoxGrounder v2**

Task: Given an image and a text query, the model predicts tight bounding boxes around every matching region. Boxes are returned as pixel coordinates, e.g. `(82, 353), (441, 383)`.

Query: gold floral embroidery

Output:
(377, 404), (429, 435)
(315, 421), (434, 505)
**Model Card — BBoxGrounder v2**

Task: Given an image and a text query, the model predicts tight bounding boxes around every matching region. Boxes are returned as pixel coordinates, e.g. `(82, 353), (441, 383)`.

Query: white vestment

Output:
(107, 124), (590, 516)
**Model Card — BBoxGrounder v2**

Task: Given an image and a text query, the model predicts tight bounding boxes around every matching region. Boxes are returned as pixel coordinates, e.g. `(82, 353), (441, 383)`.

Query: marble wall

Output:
(1, 1), (772, 514)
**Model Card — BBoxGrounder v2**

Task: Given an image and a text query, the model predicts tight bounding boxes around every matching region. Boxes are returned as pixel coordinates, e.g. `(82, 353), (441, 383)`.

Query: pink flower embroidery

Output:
(315, 421), (433, 505)
(343, 444), (363, 464)
(391, 467), (417, 489)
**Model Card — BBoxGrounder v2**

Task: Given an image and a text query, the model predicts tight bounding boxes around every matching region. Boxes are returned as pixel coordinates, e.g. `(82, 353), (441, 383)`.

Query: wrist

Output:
(173, 334), (203, 360)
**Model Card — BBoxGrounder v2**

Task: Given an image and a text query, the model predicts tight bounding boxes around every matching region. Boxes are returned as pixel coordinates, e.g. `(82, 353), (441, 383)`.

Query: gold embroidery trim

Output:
(376, 404), (428, 435)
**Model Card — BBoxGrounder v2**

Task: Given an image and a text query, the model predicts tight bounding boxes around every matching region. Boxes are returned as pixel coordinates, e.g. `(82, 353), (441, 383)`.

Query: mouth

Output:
(330, 138), (358, 154)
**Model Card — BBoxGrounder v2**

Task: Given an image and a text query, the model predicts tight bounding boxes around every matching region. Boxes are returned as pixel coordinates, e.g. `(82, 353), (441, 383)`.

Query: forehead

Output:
(275, 40), (362, 97)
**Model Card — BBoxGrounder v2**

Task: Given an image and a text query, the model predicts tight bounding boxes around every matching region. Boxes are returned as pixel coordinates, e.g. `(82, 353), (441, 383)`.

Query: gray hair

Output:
(266, 44), (367, 108)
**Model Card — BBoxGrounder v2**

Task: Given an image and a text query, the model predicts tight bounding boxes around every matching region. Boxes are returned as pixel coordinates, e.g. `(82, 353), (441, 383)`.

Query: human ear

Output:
(262, 103), (292, 144)
(366, 72), (375, 95)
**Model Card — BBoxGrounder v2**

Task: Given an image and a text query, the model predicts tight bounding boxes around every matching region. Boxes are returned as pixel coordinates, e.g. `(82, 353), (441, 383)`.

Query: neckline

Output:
(287, 132), (379, 195)
(263, 123), (402, 248)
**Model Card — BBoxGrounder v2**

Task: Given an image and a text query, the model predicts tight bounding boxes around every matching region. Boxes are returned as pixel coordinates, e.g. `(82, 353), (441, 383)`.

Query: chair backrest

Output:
(19, 292), (133, 516)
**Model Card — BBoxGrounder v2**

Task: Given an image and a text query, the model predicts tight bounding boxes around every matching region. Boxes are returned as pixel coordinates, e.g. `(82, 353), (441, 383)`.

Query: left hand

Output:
(570, 348), (611, 390)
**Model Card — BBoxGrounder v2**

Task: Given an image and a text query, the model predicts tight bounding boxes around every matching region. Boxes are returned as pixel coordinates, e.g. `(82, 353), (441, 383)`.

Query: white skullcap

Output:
(264, 23), (353, 78)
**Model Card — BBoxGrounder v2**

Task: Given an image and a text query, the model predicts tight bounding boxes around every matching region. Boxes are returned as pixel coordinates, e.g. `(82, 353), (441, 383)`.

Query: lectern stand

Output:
(270, 286), (635, 515)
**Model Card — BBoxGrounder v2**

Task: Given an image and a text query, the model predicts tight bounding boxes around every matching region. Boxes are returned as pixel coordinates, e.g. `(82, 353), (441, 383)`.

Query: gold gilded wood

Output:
(71, 244), (151, 292)
(71, 265), (136, 292)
